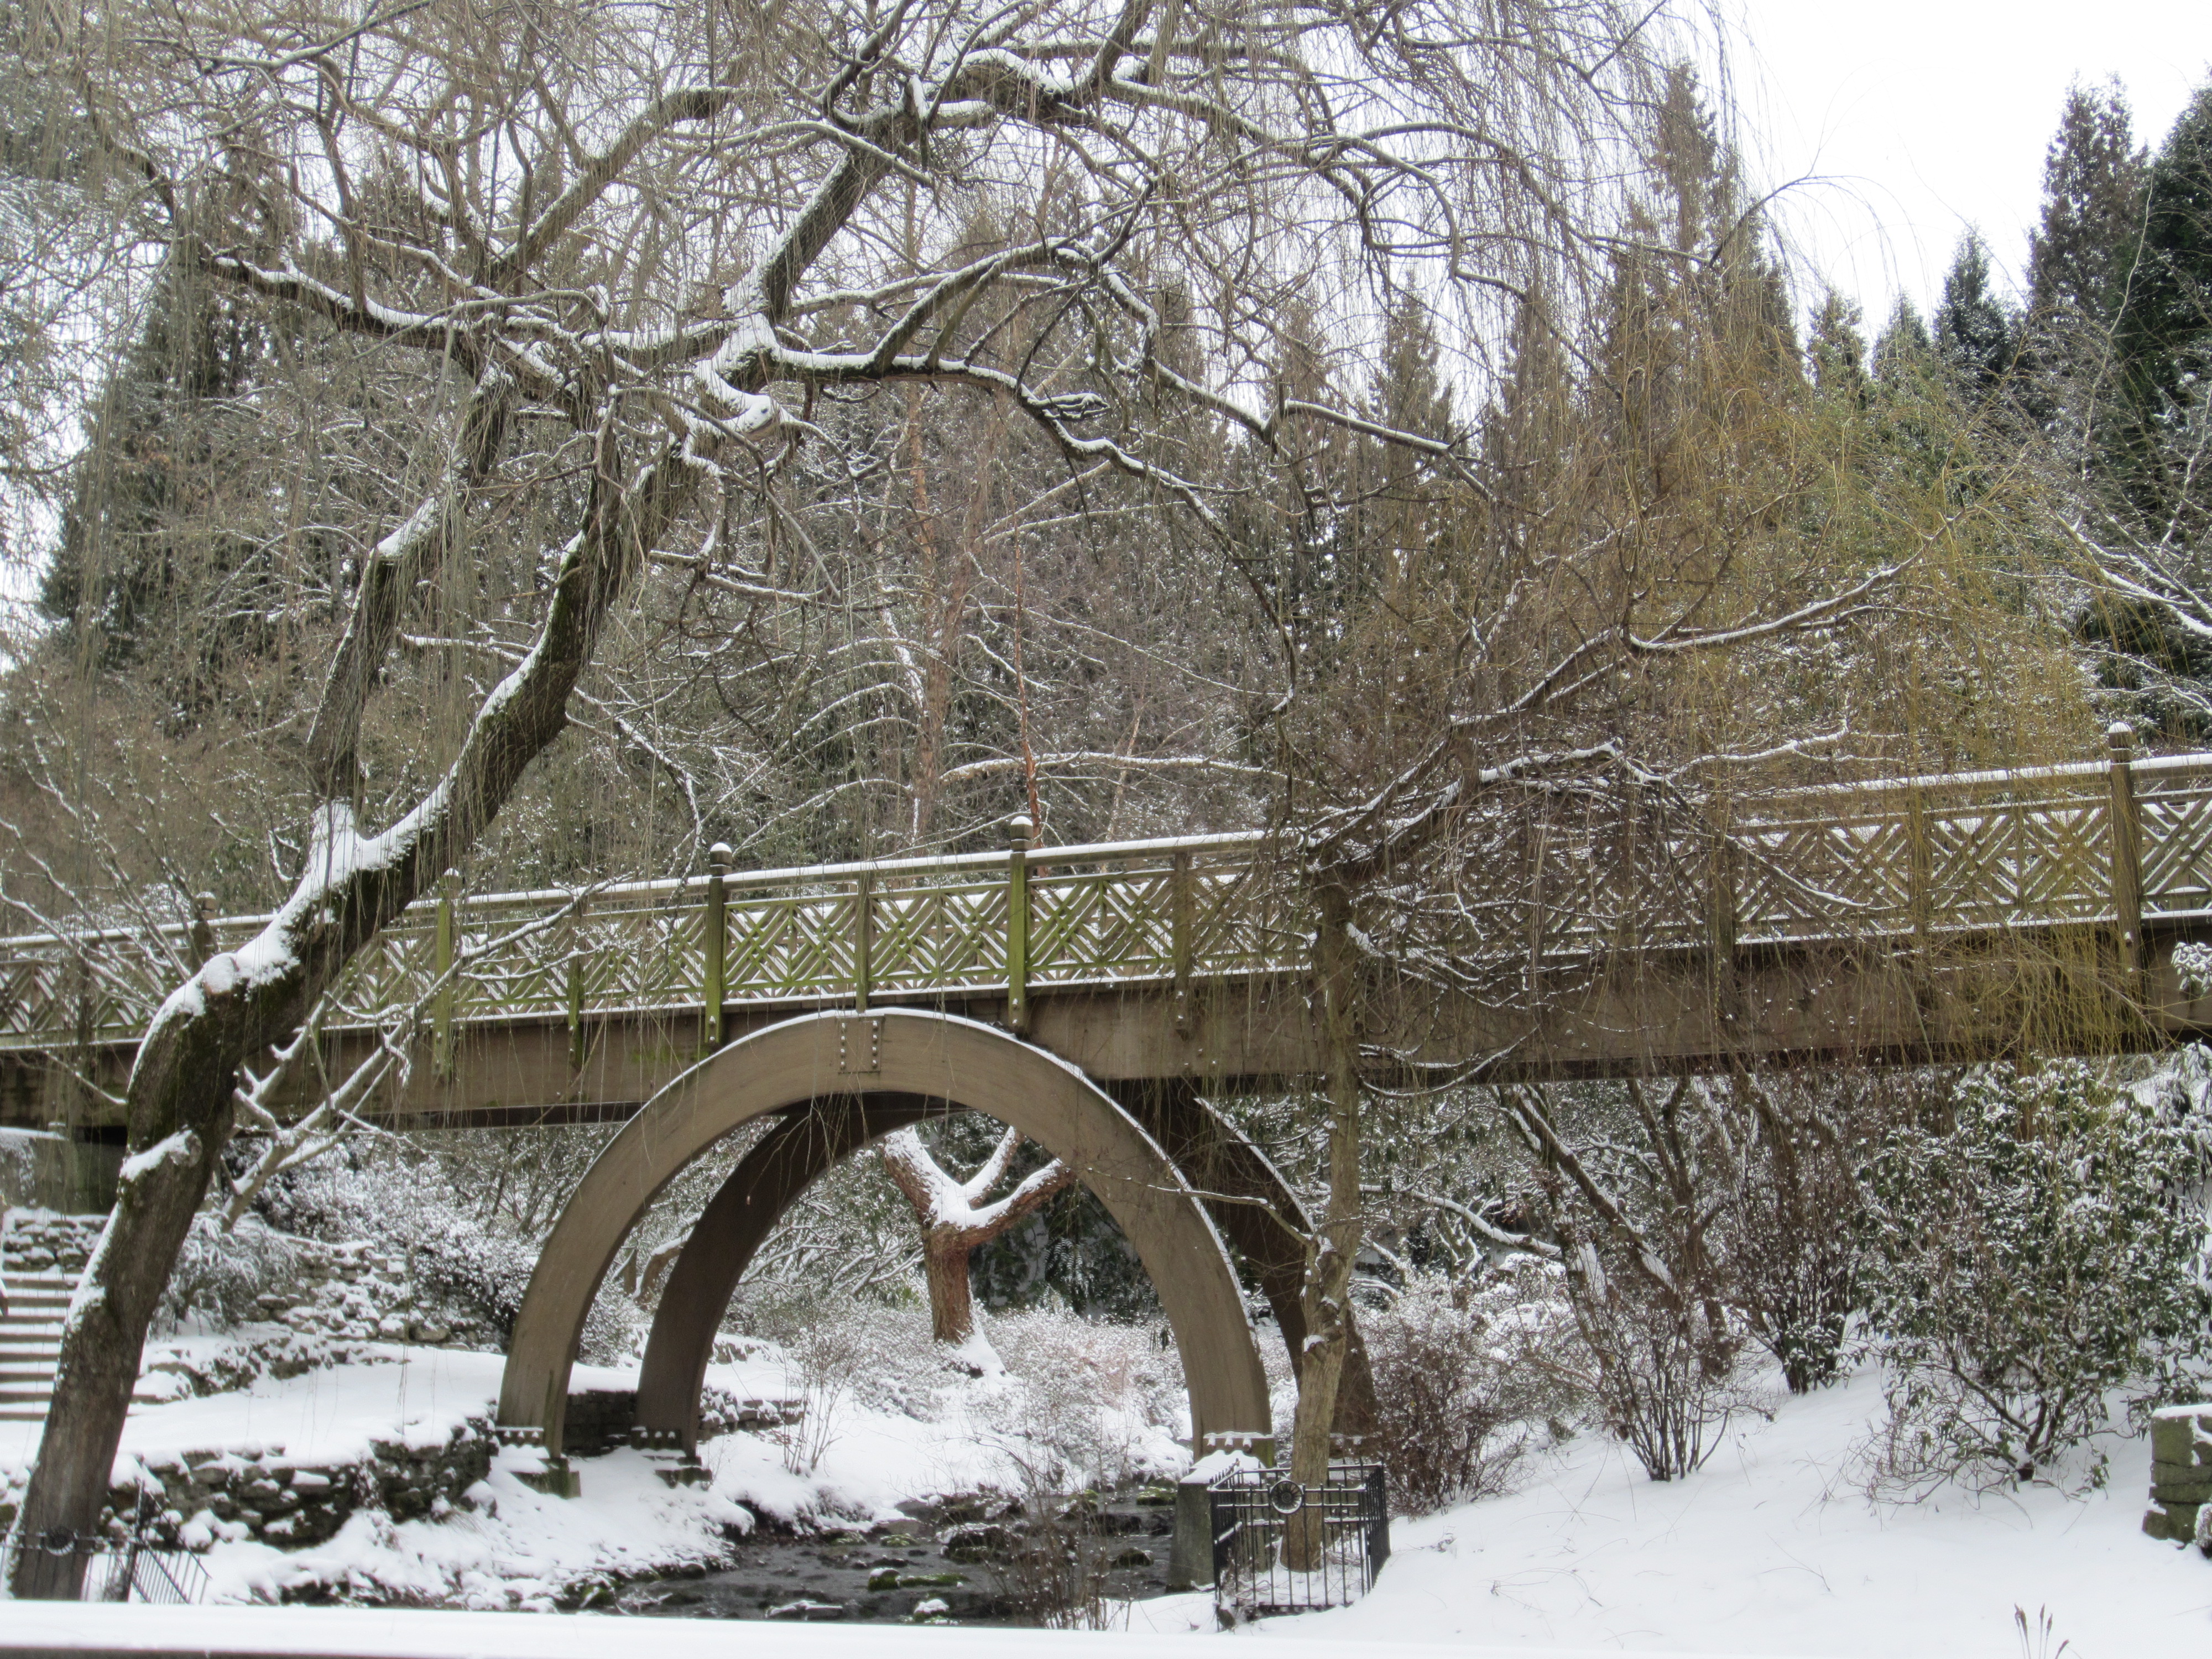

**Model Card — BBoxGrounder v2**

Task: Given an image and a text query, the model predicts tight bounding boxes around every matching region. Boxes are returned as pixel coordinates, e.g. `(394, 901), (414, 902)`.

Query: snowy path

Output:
(0, 1601), (1805, 1659)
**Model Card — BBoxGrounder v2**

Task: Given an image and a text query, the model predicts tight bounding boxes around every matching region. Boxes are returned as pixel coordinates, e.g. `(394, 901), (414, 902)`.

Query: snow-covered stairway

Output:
(0, 1273), (71, 1422)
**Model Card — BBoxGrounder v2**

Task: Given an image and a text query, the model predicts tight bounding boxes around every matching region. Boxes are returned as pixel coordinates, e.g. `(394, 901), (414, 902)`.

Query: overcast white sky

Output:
(1725, 0), (2206, 328)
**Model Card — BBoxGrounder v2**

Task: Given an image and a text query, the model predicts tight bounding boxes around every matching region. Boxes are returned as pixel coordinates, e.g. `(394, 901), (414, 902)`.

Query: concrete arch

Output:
(498, 1010), (1272, 1454)
(634, 1094), (938, 1447)
(633, 1081), (1375, 1451)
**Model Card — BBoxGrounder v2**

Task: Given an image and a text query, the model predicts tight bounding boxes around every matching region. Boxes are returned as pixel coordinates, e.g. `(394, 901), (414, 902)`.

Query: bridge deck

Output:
(9, 739), (2212, 1129)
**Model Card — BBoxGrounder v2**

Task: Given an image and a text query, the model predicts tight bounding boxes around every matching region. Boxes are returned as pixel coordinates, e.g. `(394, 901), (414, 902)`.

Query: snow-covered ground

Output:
(1, 1337), (1188, 1609)
(7, 1348), (2209, 1653)
(0, 1601), (1804, 1659)
(1233, 1366), (2212, 1656)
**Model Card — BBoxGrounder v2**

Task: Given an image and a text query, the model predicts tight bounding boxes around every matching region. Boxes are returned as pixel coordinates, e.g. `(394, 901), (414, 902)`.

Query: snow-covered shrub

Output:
(1362, 1261), (1587, 1514)
(2173, 940), (2212, 1000)
(727, 1278), (941, 1417)
(154, 1214), (307, 1333)
(988, 1305), (1187, 1490)
(252, 1144), (630, 1355)
(1856, 1058), (2212, 1493)
(1562, 1219), (1757, 1483)
(1718, 1073), (1906, 1394)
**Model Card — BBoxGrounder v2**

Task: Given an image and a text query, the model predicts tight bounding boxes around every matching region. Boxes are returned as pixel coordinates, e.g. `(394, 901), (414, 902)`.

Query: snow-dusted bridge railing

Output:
(4, 731), (2209, 1058)
(0, 828), (1300, 1056)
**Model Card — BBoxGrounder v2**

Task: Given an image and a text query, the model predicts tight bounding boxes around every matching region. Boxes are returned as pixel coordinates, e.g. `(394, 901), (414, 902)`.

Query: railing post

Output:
(1172, 848), (1194, 1034)
(702, 843), (731, 1053)
(1707, 808), (1741, 1042)
(1006, 815), (1034, 1034)
(566, 894), (589, 1074)
(1906, 787), (1932, 949)
(434, 872), (458, 1079)
(1707, 815), (1738, 959)
(853, 868), (875, 1014)
(2109, 722), (2144, 983)
(187, 894), (217, 971)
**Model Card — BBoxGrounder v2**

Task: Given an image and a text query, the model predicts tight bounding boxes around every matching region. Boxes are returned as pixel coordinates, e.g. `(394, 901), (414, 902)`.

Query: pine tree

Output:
(1931, 231), (2017, 398)
(1873, 298), (1932, 384)
(2112, 81), (2212, 446)
(1808, 290), (1870, 403)
(36, 253), (270, 697)
(2101, 79), (2212, 550)
(2028, 81), (2149, 327)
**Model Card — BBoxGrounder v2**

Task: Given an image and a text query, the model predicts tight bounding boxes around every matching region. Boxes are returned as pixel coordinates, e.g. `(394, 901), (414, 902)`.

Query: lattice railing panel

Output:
(1187, 862), (1303, 973)
(870, 881), (1009, 993)
(1925, 794), (2111, 930)
(1030, 865), (1176, 984)
(721, 891), (858, 999)
(2142, 774), (2212, 916)
(329, 924), (441, 1024)
(1733, 807), (1918, 941)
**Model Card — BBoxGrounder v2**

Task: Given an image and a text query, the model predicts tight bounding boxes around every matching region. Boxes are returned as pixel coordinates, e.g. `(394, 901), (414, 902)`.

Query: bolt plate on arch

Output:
(838, 1015), (882, 1074)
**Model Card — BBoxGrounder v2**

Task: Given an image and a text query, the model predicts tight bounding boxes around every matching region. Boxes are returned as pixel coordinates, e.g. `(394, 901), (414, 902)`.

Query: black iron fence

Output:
(3, 1527), (210, 1604)
(1209, 1460), (1389, 1618)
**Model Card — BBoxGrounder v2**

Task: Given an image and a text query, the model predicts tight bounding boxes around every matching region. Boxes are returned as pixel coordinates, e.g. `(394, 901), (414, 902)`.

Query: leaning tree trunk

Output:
(8, 410), (698, 1598)
(5, 1001), (244, 1596)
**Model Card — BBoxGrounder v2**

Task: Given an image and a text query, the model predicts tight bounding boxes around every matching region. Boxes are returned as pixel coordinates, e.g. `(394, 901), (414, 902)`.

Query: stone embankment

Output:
(2145, 1404), (2212, 1550)
(2, 1417), (497, 1551)
(1, 1209), (104, 1277)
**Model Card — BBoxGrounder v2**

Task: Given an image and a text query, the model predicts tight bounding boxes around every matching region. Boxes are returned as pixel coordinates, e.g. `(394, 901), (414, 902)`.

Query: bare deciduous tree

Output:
(11, 0), (1681, 1588)
(880, 1125), (1077, 1345)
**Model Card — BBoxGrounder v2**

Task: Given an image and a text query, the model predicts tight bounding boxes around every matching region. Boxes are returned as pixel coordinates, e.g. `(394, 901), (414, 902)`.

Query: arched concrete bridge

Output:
(12, 735), (2212, 1455)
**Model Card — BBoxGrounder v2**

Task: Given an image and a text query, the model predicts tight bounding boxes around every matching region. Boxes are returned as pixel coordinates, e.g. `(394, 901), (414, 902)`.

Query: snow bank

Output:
(1252, 1365), (2212, 1657)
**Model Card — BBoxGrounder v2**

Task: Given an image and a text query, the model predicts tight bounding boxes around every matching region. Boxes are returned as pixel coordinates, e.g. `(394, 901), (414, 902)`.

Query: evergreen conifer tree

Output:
(2027, 81), (2148, 328)
(1808, 290), (1870, 403)
(1931, 232), (2017, 398)
(2115, 80), (2212, 414)
(1873, 299), (1933, 384)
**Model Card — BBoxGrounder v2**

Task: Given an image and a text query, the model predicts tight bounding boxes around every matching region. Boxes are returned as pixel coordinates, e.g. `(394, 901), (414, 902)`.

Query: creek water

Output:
(618, 1490), (1180, 1624)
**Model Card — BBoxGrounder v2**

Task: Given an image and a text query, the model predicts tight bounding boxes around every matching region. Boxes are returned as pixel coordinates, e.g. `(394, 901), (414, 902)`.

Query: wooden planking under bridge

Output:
(11, 729), (2212, 1133)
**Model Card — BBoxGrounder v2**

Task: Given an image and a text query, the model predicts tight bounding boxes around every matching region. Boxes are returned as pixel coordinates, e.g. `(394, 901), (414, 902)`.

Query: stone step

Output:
(0, 1274), (66, 1427)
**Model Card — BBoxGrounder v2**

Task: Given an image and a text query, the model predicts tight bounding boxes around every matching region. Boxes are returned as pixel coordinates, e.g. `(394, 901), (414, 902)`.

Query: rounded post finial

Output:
(194, 892), (217, 921)
(709, 842), (733, 875)
(1007, 815), (1035, 848)
(2107, 721), (2136, 757)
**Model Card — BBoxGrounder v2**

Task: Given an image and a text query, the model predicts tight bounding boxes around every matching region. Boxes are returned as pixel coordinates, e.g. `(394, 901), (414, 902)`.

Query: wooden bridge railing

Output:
(0, 825), (1299, 1057)
(7, 732), (2212, 1060)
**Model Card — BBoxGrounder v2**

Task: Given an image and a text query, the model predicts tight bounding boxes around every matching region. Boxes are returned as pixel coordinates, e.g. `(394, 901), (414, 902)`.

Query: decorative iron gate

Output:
(2, 1527), (210, 1604)
(1209, 1460), (1389, 1618)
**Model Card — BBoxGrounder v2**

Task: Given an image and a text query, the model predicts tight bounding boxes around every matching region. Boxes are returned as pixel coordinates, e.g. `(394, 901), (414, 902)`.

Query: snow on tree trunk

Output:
(1284, 883), (1364, 1571)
